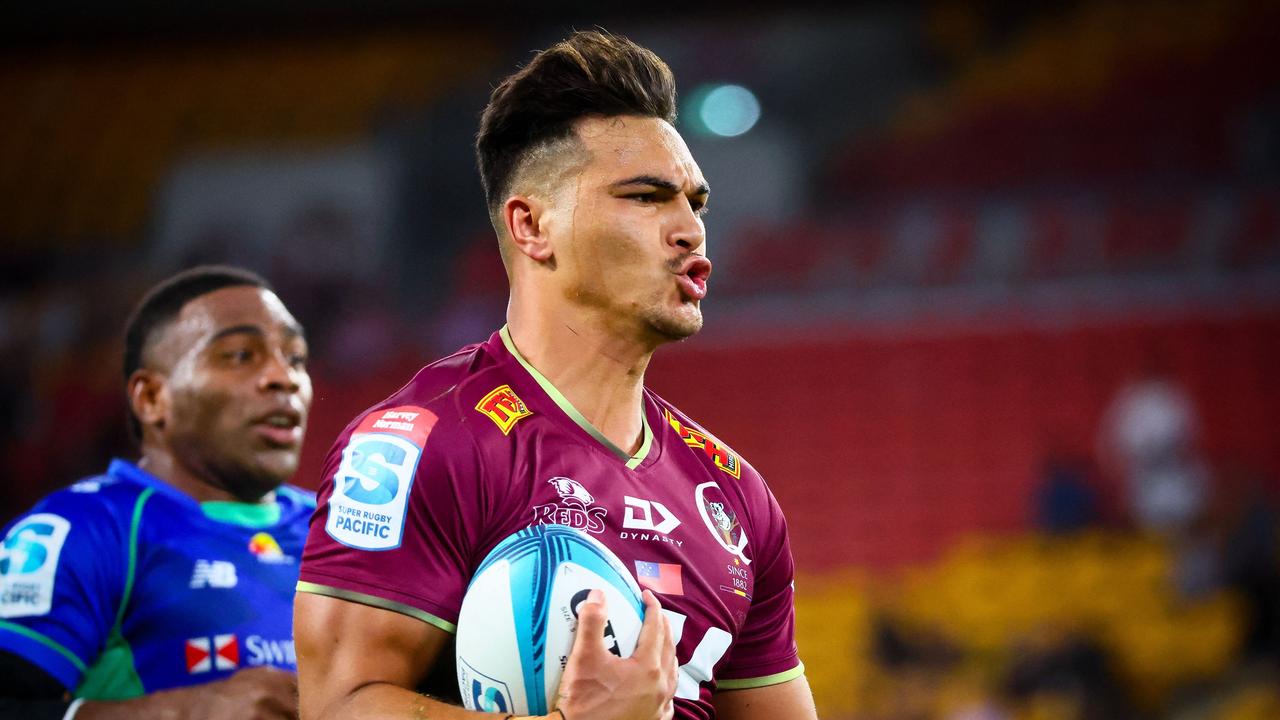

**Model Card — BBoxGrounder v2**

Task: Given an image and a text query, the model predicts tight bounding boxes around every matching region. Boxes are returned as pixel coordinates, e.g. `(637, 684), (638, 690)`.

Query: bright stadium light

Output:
(692, 84), (761, 137)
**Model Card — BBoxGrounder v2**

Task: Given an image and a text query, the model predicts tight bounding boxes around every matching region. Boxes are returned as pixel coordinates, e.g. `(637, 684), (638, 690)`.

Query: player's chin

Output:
(648, 305), (703, 341)
(247, 448), (302, 486)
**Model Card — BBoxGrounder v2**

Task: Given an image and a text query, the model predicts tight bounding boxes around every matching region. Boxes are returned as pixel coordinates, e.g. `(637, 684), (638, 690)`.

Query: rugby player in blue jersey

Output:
(0, 266), (314, 720)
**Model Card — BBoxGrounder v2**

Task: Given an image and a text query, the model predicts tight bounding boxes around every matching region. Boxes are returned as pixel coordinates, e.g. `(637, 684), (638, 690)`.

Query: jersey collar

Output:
(498, 325), (654, 469)
(108, 459), (283, 528)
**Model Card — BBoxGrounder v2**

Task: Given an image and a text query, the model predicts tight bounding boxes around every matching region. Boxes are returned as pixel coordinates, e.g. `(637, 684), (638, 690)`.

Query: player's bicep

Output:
(299, 409), (485, 627)
(294, 591), (451, 720)
(712, 675), (818, 720)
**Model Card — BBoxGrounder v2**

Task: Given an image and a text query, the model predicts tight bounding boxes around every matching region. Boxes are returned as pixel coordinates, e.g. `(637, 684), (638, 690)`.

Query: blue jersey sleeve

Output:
(0, 487), (128, 691)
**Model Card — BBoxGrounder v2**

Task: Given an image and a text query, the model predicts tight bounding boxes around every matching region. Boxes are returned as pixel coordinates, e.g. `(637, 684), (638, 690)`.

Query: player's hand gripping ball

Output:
(455, 524), (646, 715)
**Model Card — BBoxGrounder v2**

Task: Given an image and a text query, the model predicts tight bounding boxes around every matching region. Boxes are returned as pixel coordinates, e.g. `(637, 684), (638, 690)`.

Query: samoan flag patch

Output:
(634, 560), (684, 596)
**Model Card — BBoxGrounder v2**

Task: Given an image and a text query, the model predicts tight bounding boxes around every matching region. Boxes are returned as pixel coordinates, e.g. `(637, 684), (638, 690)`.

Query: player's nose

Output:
(259, 348), (303, 394)
(668, 202), (705, 254)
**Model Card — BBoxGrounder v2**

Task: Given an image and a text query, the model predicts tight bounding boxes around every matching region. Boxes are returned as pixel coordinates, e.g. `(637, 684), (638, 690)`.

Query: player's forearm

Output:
(73, 690), (210, 720)
(314, 682), (554, 720)
(76, 667), (297, 720)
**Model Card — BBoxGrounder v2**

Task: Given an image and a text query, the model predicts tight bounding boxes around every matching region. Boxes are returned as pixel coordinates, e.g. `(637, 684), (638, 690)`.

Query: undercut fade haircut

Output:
(476, 29), (678, 218)
(122, 265), (271, 440)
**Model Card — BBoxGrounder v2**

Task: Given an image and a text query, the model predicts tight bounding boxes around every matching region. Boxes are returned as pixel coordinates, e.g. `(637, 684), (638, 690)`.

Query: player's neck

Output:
(137, 447), (265, 505)
(505, 312), (652, 456)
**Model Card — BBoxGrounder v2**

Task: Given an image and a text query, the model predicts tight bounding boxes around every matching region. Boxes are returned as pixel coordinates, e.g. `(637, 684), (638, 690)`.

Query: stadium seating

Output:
(795, 532), (1245, 718)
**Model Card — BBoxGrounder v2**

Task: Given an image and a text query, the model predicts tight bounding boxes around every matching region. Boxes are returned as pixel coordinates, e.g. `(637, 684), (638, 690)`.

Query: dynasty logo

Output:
(619, 496), (683, 548)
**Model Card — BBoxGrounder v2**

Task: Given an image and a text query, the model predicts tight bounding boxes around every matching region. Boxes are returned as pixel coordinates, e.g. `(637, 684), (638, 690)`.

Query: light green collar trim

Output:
(499, 325), (652, 469)
(201, 500), (281, 528)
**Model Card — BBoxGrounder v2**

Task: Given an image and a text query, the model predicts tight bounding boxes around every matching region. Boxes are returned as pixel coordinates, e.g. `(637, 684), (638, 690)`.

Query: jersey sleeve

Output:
(298, 405), (487, 633)
(0, 492), (127, 691)
(717, 475), (804, 689)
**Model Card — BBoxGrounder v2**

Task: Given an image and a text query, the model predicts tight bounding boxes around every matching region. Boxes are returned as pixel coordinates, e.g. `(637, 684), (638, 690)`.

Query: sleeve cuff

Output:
(717, 662), (805, 690)
(296, 581), (457, 634)
(0, 620), (86, 691)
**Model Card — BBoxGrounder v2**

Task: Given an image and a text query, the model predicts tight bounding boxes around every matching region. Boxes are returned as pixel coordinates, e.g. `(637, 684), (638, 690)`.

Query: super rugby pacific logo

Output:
(457, 659), (512, 714)
(1, 514), (71, 618)
(532, 477), (607, 534)
(326, 406), (434, 551)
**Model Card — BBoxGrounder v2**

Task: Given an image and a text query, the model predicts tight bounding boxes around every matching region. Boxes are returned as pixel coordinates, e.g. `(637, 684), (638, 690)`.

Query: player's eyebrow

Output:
(210, 322), (307, 343)
(612, 174), (710, 198)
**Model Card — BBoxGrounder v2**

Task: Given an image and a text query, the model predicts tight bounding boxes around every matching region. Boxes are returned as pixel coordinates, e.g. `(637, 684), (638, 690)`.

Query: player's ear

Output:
(503, 194), (554, 264)
(128, 368), (169, 434)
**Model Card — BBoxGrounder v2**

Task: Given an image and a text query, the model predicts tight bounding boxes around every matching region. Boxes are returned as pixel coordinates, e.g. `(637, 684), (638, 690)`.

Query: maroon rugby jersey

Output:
(298, 327), (802, 718)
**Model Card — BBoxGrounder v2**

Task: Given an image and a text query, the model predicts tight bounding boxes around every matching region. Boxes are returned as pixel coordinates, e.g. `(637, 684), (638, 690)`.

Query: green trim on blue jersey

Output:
(200, 499), (282, 528)
(115, 488), (153, 631)
(296, 581), (457, 634)
(499, 325), (653, 468)
(71, 487), (154, 699)
(0, 621), (87, 674)
(76, 628), (145, 700)
(716, 662), (806, 690)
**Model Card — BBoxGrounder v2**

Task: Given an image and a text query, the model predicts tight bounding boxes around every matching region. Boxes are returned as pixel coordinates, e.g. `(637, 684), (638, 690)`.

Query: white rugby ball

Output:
(456, 524), (646, 715)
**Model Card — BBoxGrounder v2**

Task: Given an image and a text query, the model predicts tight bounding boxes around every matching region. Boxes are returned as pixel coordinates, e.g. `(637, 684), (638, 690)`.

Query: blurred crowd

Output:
(792, 371), (1280, 720)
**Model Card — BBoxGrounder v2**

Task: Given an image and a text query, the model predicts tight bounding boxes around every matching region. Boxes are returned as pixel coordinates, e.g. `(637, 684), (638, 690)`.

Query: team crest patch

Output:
(0, 513), (71, 618)
(695, 481), (751, 566)
(475, 385), (532, 435)
(327, 406), (435, 551)
(665, 410), (742, 479)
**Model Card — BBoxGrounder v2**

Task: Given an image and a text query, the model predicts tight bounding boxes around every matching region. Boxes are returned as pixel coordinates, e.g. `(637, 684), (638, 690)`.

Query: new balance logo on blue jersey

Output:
(189, 560), (238, 589)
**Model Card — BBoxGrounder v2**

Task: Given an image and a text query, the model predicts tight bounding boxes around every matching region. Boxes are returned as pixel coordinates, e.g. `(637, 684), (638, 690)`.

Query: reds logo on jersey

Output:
(547, 476), (594, 506)
(532, 477), (607, 534)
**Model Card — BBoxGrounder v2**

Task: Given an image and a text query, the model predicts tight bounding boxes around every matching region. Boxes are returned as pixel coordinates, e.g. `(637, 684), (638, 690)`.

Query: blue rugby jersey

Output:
(0, 460), (313, 699)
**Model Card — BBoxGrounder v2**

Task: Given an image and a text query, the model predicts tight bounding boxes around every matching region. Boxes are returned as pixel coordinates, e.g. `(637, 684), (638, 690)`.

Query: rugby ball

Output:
(456, 524), (646, 715)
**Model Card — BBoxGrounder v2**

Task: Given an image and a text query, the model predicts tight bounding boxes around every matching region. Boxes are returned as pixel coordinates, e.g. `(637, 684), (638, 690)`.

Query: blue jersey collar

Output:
(106, 459), (287, 528)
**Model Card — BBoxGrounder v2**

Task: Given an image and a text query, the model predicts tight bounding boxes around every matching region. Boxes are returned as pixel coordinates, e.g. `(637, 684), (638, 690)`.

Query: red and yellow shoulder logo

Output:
(248, 532), (283, 559)
(665, 410), (742, 479)
(476, 384), (533, 435)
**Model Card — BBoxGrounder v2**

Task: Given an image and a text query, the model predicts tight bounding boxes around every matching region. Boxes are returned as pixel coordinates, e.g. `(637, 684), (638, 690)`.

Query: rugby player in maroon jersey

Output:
(294, 30), (817, 720)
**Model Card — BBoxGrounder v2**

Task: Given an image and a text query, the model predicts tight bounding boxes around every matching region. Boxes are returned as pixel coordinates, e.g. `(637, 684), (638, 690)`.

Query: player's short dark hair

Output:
(122, 265), (271, 440)
(475, 29), (678, 216)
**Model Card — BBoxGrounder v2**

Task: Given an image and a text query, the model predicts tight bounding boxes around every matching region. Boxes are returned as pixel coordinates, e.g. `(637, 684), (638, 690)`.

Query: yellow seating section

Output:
(795, 532), (1244, 718)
